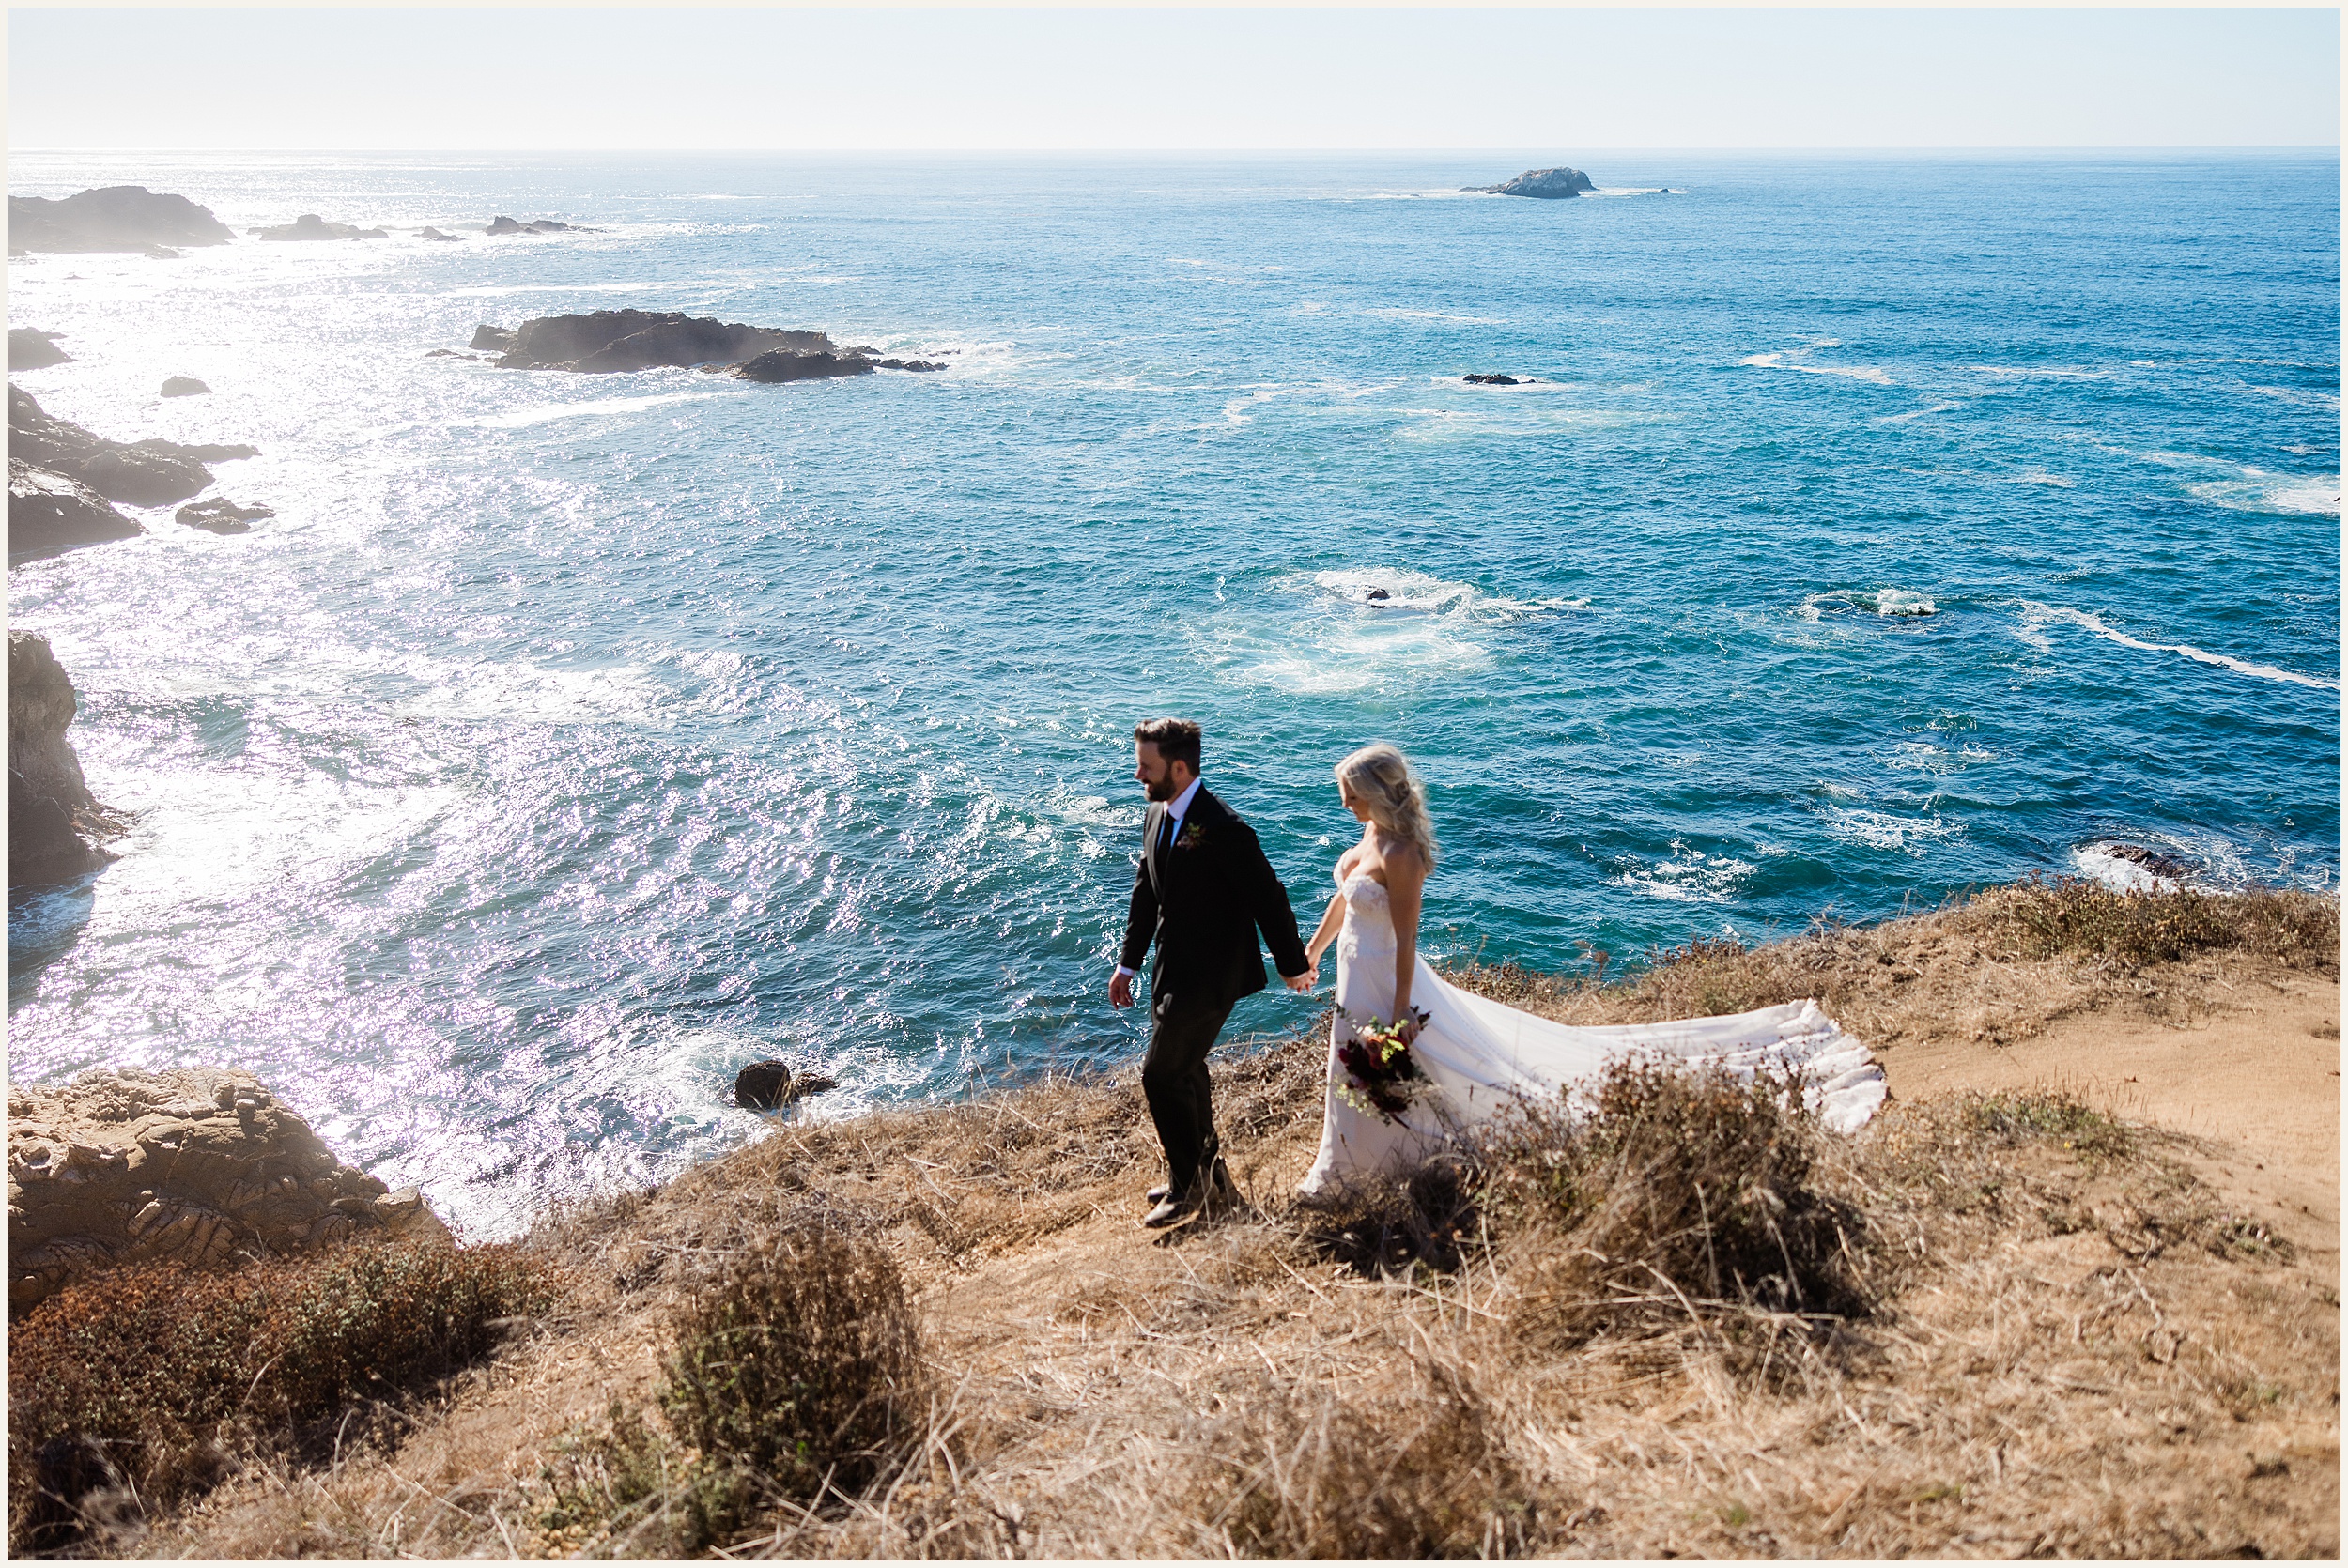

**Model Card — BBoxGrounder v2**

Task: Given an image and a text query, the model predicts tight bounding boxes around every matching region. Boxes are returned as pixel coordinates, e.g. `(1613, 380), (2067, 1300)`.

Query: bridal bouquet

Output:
(1336, 1007), (1432, 1123)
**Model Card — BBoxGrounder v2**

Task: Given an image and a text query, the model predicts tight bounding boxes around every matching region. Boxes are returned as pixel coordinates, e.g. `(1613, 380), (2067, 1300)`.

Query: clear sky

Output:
(8, 7), (2340, 151)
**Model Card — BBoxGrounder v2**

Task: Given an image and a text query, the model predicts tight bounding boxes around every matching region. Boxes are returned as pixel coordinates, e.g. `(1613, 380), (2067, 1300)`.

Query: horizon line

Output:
(13, 143), (2343, 155)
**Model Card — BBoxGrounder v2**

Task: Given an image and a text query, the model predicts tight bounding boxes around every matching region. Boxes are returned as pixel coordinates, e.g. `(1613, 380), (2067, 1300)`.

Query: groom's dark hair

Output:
(1134, 716), (1202, 771)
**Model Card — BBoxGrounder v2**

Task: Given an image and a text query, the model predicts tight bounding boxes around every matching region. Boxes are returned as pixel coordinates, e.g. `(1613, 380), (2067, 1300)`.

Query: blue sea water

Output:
(8, 151), (2339, 1237)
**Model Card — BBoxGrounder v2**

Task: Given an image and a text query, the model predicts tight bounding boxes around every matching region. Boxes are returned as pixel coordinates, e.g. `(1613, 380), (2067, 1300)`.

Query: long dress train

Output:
(1299, 871), (1888, 1195)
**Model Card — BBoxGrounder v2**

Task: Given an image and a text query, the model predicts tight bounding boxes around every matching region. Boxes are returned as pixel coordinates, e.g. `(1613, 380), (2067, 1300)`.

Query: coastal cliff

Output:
(8, 631), (123, 886)
(9, 881), (2336, 1560)
(8, 1067), (448, 1311)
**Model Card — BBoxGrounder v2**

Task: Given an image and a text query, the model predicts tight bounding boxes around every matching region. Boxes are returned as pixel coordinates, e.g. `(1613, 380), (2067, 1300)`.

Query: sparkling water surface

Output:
(8, 151), (2338, 1237)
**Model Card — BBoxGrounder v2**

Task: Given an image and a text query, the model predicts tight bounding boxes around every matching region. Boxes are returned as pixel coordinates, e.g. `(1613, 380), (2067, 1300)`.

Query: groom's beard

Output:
(1144, 776), (1182, 802)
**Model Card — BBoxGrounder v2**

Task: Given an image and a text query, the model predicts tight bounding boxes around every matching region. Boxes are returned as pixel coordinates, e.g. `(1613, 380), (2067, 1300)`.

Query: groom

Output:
(1111, 717), (1312, 1228)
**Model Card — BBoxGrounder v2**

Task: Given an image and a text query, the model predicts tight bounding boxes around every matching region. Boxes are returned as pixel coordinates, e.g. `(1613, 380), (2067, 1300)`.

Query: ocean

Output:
(8, 150), (2338, 1238)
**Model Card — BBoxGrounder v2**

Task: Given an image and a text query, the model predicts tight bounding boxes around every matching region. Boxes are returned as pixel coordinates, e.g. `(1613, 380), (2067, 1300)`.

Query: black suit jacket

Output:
(1120, 785), (1309, 1014)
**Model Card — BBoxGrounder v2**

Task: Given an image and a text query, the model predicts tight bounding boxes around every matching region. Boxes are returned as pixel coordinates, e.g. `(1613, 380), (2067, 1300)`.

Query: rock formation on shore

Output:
(160, 377), (209, 398)
(8, 1066), (448, 1310)
(7, 461), (141, 560)
(9, 329), (71, 370)
(1468, 166), (1598, 199)
(8, 630), (125, 886)
(484, 310), (839, 374)
(6, 186), (235, 255)
(254, 214), (389, 242)
(8, 386), (257, 509)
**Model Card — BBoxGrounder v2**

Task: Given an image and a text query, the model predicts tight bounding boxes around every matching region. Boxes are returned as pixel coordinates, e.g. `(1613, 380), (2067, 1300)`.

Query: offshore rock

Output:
(7, 1066), (451, 1310)
(734, 1060), (841, 1110)
(417, 226), (464, 241)
(470, 324), (517, 352)
(8, 386), (256, 507)
(492, 310), (837, 374)
(1469, 166), (1598, 199)
(485, 215), (593, 236)
(1464, 373), (1525, 385)
(877, 358), (948, 373)
(8, 630), (125, 886)
(6, 186), (235, 255)
(255, 214), (389, 242)
(9, 329), (71, 370)
(161, 376), (210, 398)
(724, 348), (875, 384)
(174, 498), (273, 533)
(8, 460), (140, 561)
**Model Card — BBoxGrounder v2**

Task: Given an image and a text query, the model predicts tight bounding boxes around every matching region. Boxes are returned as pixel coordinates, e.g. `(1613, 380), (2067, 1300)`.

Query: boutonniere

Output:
(1177, 821), (1208, 850)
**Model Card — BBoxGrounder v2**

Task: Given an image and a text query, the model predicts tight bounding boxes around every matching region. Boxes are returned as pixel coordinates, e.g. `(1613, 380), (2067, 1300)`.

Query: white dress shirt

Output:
(1116, 776), (1203, 980)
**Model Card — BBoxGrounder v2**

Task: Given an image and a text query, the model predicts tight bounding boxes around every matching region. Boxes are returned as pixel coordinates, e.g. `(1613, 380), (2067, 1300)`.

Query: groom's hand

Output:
(1109, 969), (1135, 1008)
(1282, 971), (1314, 993)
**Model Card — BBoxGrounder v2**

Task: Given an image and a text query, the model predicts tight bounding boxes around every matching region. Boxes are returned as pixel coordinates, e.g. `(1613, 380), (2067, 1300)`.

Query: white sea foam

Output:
(1311, 567), (1580, 622)
(1797, 589), (1937, 622)
(1819, 807), (1960, 854)
(1365, 307), (1508, 325)
(2013, 602), (2340, 692)
(1739, 350), (1892, 386)
(1967, 364), (2108, 379)
(1609, 841), (1755, 904)
(2186, 474), (2342, 515)
(2001, 467), (2076, 487)
(470, 391), (748, 429)
(445, 282), (668, 298)
(1878, 401), (1961, 424)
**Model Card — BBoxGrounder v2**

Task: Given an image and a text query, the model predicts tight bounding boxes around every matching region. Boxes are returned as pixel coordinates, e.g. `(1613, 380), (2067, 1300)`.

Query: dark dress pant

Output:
(1141, 991), (1235, 1201)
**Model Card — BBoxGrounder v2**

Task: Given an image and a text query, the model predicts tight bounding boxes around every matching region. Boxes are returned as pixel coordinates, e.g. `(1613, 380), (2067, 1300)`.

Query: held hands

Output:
(1284, 946), (1324, 993)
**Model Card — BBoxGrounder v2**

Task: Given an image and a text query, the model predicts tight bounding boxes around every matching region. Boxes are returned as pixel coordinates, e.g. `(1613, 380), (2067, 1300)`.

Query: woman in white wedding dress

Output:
(1296, 744), (1887, 1196)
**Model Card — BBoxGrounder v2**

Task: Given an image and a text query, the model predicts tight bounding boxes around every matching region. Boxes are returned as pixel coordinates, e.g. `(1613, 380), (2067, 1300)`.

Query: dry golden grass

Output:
(72, 883), (2342, 1560)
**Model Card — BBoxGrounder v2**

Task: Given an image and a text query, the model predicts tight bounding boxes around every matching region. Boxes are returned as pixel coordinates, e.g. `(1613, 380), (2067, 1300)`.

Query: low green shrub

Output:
(8, 1239), (552, 1553)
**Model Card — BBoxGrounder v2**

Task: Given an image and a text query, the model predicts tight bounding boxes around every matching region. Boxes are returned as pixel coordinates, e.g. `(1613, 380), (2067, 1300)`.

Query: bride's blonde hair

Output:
(1336, 744), (1437, 868)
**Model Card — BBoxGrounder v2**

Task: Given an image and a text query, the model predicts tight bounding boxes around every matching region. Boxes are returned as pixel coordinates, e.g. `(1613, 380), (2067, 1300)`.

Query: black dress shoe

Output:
(1141, 1197), (1195, 1228)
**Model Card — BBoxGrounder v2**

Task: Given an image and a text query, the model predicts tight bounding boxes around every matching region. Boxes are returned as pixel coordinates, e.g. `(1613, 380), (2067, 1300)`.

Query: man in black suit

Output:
(1110, 717), (1312, 1227)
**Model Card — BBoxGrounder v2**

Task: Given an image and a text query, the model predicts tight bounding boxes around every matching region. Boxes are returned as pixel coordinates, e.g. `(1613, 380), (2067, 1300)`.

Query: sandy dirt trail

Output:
(1883, 968), (2340, 1258)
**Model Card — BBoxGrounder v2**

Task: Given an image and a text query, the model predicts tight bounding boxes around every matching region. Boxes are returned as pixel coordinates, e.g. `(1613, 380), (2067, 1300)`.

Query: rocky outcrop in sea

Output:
(724, 348), (874, 383)
(8, 630), (125, 887)
(254, 214), (389, 242)
(8, 1066), (448, 1310)
(1468, 167), (1598, 199)
(9, 329), (71, 370)
(6, 186), (236, 255)
(7, 462), (140, 560)
(8, 386), (258, 509)
(484, 310), (840, 374)
(486, 216), (595, 236)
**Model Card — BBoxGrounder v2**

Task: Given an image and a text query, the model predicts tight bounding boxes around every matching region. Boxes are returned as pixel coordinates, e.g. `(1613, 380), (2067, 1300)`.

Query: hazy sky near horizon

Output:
(8, 8), (2340, 151)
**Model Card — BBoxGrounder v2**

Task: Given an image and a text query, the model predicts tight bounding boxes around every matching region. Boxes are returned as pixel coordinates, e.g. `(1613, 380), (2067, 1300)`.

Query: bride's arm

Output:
(1303, 892), (1344, 976)
(1385, 847), (1429, 1034)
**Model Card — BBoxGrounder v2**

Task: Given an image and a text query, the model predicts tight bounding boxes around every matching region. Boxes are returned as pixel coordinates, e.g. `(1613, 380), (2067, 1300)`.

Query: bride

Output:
(1295, 744), (1887, 1196)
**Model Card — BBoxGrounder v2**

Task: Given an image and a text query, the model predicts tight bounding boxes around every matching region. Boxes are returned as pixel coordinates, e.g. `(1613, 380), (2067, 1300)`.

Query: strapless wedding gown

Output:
(1299, 871), (1888, 1195)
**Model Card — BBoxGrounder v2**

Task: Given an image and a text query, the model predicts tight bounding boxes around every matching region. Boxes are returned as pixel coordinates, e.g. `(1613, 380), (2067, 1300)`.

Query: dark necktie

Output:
(1159, 810), (1178, 855)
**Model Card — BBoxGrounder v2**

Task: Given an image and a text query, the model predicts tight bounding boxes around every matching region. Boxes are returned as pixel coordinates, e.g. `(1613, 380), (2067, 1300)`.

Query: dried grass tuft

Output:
(1197, 1360), (1538, 1559)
